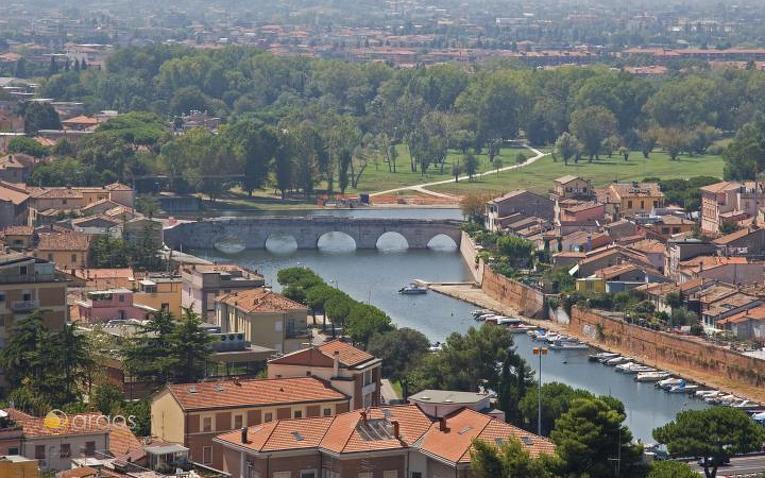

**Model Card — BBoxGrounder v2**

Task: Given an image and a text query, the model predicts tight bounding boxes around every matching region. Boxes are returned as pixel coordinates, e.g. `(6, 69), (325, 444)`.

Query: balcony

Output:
(286, 326), (310, 339)
(11, 300), (39, 312)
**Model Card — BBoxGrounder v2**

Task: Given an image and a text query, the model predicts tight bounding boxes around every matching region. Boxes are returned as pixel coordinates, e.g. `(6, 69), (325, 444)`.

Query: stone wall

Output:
(570, 307), (765, 394)
(459, 231), (485, 284)
(481, 267), (545, 318)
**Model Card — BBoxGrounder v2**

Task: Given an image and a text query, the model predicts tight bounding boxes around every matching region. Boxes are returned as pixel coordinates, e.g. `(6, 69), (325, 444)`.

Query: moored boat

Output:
(399, 284), (427, 295)
(635, 371), (670, 382)
(605, 356), (629, 366)
(657, 377), (683, 389)
(589, 352), (619, 362)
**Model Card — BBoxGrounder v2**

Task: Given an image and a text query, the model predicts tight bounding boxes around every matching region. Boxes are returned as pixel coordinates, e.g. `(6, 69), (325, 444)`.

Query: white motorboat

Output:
(617, 362), (655, 374)
(550, 339), (589, 350)
(635, 371), (670, 382)
(472, 309), (492, 318)
(732, 400), (753, 408)
(694, 390), (721, 398)
(428, 341), (443, 353)
(605, 356), (629, 366)
(507, 324), (537, 334)
(657, 377), (683, 389)
(667, 381), (698, 393)
(496, 317), (522, 326)
(399, 283), (427, 295)
(589, 352), (619, 362)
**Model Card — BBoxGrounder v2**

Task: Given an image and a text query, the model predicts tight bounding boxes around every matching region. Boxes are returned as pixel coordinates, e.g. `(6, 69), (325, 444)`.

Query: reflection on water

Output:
(317, 232), (357, 252)
(191, 225), (706, 442)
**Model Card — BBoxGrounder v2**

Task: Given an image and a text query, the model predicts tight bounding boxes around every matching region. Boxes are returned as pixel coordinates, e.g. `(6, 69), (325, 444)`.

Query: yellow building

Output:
(134, 273), (183, 318)
(0, 456), (39, 478)
(600, 182), (664, 218)
(215, 287), (310, 354)
(32, 229), (90, 271)
(575, 277), (606, 294)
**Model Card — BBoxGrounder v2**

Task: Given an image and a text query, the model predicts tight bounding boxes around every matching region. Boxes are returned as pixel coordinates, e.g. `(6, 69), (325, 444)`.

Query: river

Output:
(191, 207), (707, 441)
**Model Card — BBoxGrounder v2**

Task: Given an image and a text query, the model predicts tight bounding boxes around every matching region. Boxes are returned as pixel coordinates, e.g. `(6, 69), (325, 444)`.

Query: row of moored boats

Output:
(472, 309), (538, 334)
(526, 329), (589, 349)
(588, 352), (759, 408)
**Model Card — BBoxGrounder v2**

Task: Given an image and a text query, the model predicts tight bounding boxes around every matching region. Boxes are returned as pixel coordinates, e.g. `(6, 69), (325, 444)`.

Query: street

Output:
(691, 455), (765, 477)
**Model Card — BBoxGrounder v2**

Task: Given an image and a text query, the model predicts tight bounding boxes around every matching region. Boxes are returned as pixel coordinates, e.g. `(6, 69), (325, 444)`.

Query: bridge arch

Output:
(317, 231), (357, 252)
(265, 234), (298, 254)
(427, 234), (459, 251)
(376, 231), (409, 251)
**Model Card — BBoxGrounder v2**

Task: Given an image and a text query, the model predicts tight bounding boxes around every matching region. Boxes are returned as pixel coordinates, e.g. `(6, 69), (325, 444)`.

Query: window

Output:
(22, 293), (31, 301)
(411, 474), (423, 478)
(7, 447), (18, 455)
(234, 414), (243, 429)
(300, 471), (317, 478)
(62, 199), (68, 205)
(85, 441), (96, 456)
(35, 445), (45, 459)
(627, 200), (633, 209)
(264, 412), (273, 423)
(60, 443), (71, 458)
(323, 408), (332, 417)
(273, 473), (291, 478)
(71, 254), (78, 264)
(0, 293), (5, 302)
(383, 472), (398, 478)
(19, 266), (27, 276)
(363, 370), (373, 386)
(161, 303), (169, 311)
(47, 254), (54, 261)
(202, 416), (213, 432)
(119, 294), (125, 302)
(293, 410), (302, 419)
(202, 446), (212, 464)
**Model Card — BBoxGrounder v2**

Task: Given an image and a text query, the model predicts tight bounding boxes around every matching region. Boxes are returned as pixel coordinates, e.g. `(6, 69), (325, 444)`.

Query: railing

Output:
(11, 300), (39, 312)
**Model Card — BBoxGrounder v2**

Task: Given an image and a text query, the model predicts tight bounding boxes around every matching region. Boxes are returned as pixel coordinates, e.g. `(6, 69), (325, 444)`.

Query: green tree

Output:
(551, 397), (644, 478)
(519, 382), (594, 436)
(169, 309), (214, 383)
(123, 309), (177, 383)
(653, 407), (765, 478)
(492, 156), (504, 173)
(471, 437), (557, 478)
(346, 303), (393, 347)
(657, 127), (690, 160)
(463, 152), (479, 180)
(7, 137), (49, 157)
(91, 383), (126, 415)
(555, 132), (580, 165)
(647, 460), (698, 478)
(20, 102), (62, 135)
(368, 328), (430, 381)
(569, 106), (618, 161)
(496, 236), (534, 269)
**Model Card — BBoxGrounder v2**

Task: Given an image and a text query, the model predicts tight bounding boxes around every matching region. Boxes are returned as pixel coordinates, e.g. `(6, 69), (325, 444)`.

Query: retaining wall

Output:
(481, 267), (546, 318)
(459, 231), (485, 285)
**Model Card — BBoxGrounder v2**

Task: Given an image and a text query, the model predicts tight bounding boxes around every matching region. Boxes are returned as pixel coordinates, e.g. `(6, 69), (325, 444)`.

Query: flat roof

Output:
(408, 390), (490, 405)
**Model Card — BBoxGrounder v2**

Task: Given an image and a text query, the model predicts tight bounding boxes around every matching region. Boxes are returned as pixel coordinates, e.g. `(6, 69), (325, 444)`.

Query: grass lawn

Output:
(350, 144), (530, 193)
(428, 150), (725, 196)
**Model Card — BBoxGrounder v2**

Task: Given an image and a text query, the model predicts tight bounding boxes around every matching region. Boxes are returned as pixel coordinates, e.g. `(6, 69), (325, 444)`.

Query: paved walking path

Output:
(370, 144), (548, 199)
(380, 379), (401, 404)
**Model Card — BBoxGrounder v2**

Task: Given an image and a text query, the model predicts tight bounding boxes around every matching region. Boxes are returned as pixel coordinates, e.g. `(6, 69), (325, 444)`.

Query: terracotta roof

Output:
(62, 115), (99, 125)
(105, 182), (132, 191)
(714, 227), (761, 245)
(717, 305), (765, 325)
(218, 288), (306, 313)
(700, 181), (742, 193)
(73, 268), (134, 280)
(594, 263), (640, 280)
(108, 423), (144, 460)
(627, 239), (665, 255)
(61, 467), (99, 478)
(561, 201), (603, 213)
(678, 255), (748, 274)
(318, 340), (375, 367)
(0, 182), (29, 205)
(1, 225), (33, 236)
(36, 230), (90, 251)
(270, 339), (377, 369)
(6, 409), (108, 439)
(607, 182), (663, 199)
(166, 377), (348, 411)
(0, 153), (34, 169)
(29, 187), (85, 199)
(554, 175), (583, 185)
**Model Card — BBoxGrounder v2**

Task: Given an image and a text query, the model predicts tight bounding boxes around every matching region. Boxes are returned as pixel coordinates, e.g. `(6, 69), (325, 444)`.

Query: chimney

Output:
(360, 411), (367, 424)
(391, 420), (400, 439)
(333, 350), (340, 377)
(439, 417), (448, 432)
(241, 427), (249, 444)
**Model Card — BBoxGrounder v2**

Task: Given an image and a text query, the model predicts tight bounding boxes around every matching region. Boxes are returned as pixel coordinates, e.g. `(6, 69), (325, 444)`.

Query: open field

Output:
(428, 150), (725, 196)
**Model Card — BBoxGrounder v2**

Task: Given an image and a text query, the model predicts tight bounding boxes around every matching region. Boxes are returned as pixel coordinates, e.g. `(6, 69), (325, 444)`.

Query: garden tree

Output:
(452, 163), (462, 182)
(551, 397), (644, 478)
(647, 460), (699, 478)
(346, 303), (394, 347)
(555, 132), (580, 165)
(653, 407), (765, 478)
(643, 75), (721, 128)
(601, 135), (621, 158)
(0, 312), (52, 389)
(55, 324), (95, 403)
(487, 139), (501, 163)
(456, 69), (525, 143)
(460, 192), (491, 223)
(386, 141), (399, 173)
(305, 284), (338, 325)
(367, 328), (430, 382)
(463, 152), (479, 180)
(94, 111), (169, 148)
(518, 382), (595, 436)
(20, 101), (62, 135)
(52, 138), (75, 156)
(619, 146), (630, 161)
(169, 309), (215, 383)
(572, 72), (654, 134)
(277, 267), (324, 289)
(657, 127), (690, 160)
(569, 106), (618, 161)
(324, 291), (354, 331)
(91, 383), (126, 415)
(274, 128), (296, 199)
(135, 196), (160, 218)
(452, 129), (476, 154)
(123, 309), (177, 383)
(470, 437), (558, 478)
(496, 236), (534, 269)
(409, 325), (517, 396)
(639, 128), (659, 158)
(28, 157), (102, 187)
(686, 124), (720, 155)
(7, 136), (49, 157)
(496, 344), (533, 425)
(723, 115), (765, 180)
(492, 156), (503, 173)
(224, 120), (279, 196)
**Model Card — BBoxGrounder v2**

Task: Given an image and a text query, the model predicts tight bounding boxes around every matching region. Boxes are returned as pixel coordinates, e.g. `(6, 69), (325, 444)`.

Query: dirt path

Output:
(370, 144), (547, 199)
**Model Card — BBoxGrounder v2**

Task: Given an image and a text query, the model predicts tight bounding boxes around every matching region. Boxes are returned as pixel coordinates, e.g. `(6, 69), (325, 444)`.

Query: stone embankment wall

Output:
(481, 267), (546, 318)
(570, 306), (765, 395)
(459, 231), (485, 284)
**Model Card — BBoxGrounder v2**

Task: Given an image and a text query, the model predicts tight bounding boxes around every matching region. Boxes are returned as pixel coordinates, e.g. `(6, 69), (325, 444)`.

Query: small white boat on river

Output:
(605, 356), (630, 366)
(657, 377), (683, 389)
(589, 352), (619, 362)
(616, 362), (655, 374)
(636, 371), (670, 382)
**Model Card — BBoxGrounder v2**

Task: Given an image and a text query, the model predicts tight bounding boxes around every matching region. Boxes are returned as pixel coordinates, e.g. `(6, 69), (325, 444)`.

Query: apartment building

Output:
(216, 287), (310, 354)
(700, 181), (763, 234)
(134, 273), (183, 318)
(181, 264), (265, 322)
(268, 340), (382, 409)
(598, 182), (664, 219)
(27, 183), (134, 225)
(32, 229), (90, 270)
(0, 252), (67, 392)
(213, 403), (555, 478)
(75, 288), (157, 324)
(150, 377), (350, 468)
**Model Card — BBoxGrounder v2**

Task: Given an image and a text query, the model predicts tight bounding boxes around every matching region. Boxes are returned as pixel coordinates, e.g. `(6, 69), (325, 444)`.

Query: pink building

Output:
(76, 288), (157, 324)
(559, 201), (606, 223)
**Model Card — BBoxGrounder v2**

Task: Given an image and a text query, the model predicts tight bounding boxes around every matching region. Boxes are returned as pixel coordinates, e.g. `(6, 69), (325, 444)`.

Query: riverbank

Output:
(429, 283), (765, 404)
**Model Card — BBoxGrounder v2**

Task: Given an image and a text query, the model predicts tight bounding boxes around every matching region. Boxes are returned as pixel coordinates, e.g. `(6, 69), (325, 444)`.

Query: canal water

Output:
(191, 207), (707, 441)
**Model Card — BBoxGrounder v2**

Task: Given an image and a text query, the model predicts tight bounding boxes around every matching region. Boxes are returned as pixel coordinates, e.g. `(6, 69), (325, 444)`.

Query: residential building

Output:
(27, 184), (134, 224)
(0, 252), (67, 391)
(713, 226), (765, 257)
(268, 340), (382, 409)
(644, 215), (695, 237)
(558, 201), (606, 224)
(0, 412), (22, 456)
(76, 288), (157, 324)
(552, 175), (594, 200)
(66, 268), (135, 290)
(700, 291), (761, 331)
(133, 273), (183, 318)
(1, 226), (34, 250)
(677, 255), (763, 285)
(664, 239), (719, 280)
(485, 190), (554, 232)
(32, 229), (89, 270)
(181, 264), (265, 322)
(408, 389), (505, 421)
(718, 305), (765, 342)
(0, 455), (38, 478)
(0, 154), (35, 183)
(122, 217), (163, 245)
(150, 376), (351, 468)
(700, 181), (763, 234)
(216, 287), (310, 354)
(213, 403), (554, 478)
(0, 182), (29, 228)
(598, 182), (664, 218)
(70, 215), (122, 238)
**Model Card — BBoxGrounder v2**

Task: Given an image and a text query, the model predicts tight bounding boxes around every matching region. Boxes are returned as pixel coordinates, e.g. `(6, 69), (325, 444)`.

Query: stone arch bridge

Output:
(163, 217), (464, 251)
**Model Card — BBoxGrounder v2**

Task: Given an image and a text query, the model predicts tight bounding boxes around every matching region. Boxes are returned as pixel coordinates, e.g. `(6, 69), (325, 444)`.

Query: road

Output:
(370, 144), (548, 198)
(691, 455), (765, 477)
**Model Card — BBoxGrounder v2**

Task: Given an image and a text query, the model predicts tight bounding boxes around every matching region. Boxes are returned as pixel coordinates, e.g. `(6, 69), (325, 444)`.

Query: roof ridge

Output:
(457, 412), (494, 463)
(259, 420), (280, 452)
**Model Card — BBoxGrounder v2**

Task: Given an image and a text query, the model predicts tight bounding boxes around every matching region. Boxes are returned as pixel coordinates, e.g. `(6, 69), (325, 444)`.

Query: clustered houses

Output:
(487, 178), (765, 343)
